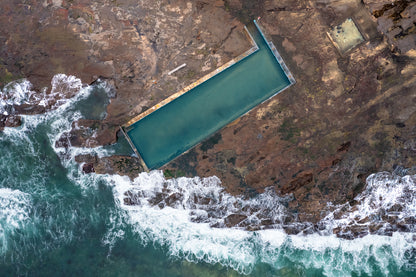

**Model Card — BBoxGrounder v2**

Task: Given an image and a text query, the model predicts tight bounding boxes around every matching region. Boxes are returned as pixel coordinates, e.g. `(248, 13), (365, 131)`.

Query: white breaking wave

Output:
(109, 171), (258, 274)
(351, 172), (416, 222)
(321, 172), (416, 238)
(5, 74), (414, 276)
(2, 79), (35, 104)
(108, 170), (416, 276)
(0, 74), (83, 116)
(0, 188), (32, 255)
(0, 79), (36, 115)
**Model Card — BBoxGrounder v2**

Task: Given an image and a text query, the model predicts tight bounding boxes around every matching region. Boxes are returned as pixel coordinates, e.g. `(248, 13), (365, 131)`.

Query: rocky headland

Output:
(1, 0), (416, 237)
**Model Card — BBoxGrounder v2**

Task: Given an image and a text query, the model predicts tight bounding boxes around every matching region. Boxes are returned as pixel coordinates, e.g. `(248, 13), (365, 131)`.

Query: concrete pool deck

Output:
(124, 26), (259, 128)
(122, 20), (295, 170)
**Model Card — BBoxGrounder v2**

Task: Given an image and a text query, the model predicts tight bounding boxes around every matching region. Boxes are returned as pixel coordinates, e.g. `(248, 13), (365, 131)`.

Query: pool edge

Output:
(120, 126), (150, 172)
(254, 20), (296, 85)
(123, 20), (296, 170)
(124, 26), (259, 128)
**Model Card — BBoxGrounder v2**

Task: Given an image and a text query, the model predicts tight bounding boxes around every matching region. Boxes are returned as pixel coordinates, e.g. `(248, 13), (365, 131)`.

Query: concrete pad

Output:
(327, 18), (365, 55)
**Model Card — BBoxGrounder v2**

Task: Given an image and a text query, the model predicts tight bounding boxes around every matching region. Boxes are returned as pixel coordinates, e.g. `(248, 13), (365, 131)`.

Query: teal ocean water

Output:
(0, 77), (415, 276)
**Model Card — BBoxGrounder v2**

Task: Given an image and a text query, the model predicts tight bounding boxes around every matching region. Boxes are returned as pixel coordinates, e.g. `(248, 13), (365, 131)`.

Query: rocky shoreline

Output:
(1, 0), (416, 235)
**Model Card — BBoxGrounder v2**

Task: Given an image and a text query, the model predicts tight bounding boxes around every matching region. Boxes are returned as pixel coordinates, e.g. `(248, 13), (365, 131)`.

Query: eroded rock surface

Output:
(2, 0), (416, 234)
(1, 0), (249, 138)
(76, 154), (144, 179)
(56, 119), (119, 148)
(364, 0), (416, 53)
(166, 0), (416, 225)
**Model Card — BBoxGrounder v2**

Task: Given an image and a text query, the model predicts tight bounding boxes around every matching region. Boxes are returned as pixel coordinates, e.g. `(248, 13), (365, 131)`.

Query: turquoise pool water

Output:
(126, 22), (292, 169)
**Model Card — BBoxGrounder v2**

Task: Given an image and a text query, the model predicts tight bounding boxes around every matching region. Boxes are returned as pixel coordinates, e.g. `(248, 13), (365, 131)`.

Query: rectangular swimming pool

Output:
(125, 21), (293, 169)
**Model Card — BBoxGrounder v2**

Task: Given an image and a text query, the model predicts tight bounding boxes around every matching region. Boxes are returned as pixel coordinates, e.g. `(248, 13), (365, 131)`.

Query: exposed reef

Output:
(1, 0), (416, 234)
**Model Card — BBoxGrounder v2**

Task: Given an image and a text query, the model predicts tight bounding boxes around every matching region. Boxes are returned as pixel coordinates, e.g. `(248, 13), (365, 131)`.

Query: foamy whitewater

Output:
(108, 171), (416, 276)
(0, 75), (415, 276)
(0, 189), (31, 255)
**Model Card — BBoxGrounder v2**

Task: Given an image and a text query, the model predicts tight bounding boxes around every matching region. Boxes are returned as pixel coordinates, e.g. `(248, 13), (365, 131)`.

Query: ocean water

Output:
(0, 76), (415, 276)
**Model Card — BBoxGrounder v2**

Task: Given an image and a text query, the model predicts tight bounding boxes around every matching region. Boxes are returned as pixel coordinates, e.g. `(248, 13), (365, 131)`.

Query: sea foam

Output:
(321, 172), (416, 237)
(0, 188), (32, 255)
(5, 74), (414, 276)
(106, 170), (416, 276)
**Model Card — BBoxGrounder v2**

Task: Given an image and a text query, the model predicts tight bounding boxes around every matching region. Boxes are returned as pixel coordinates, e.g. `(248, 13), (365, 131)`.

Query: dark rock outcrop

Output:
(56, 120), (119, 148)
(76, 154), (143, 179)
(2, 0), (416, 233)
(364, 0), (416, 53)
(0, 114), (22, 131)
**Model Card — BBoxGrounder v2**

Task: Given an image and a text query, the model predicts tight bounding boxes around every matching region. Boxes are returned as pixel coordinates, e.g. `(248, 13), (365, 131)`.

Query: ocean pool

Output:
(125, 21), (293, 169)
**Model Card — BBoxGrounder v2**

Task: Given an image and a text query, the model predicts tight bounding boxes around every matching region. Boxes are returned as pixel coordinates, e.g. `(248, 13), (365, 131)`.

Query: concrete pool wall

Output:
(123, 21), (295, 170)
(124, 26), (259, 128)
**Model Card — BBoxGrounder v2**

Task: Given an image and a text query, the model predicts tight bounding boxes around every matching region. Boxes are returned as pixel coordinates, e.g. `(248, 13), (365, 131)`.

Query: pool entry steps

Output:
(122, 20), (295, 170)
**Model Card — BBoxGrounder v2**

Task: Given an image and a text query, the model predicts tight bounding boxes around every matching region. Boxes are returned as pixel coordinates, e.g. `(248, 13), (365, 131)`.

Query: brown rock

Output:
(56, 120), (119, 148)
(334, 225), (369, 240)
(224, 214), (247, 227)
(93, 155), (144, 179)
(166, 193), (184, 207)
(367, 0), (416, 53)
(0, 115), (6, 131)
(14, 104), (47, 115)
(4, 115), (22, 128)
(337, 141), (351, 152)
(75, 154), (97, 164)
(82, 163), (95, 173)
(280, 172), (313, 195)
(123, 191), (141, 206)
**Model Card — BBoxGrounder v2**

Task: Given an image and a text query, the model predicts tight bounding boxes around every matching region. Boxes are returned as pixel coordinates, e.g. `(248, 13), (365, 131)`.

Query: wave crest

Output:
(322, 172), (416, 239)
(0, 188), (32, 254)
(109, 170), (416, 275)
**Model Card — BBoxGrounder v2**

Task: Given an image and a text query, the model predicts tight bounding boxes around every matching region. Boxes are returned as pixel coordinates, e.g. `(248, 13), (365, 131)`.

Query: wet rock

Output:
(368, 223), (384, 234)
(0, 115), (6, 131)
(283, 225), (302, 235)
(13, 104), (47, 115)
(260, 218), (274, 226)
(93, 155), (144, 179)
(405, 217), (416, 225)
(224, 214), (247, 227)
(1, 114), (22, 130)
(75, 154), (97, 164)
(55, 132), (72, 148)
(82, 163), (95, 173)
(56, 119), (119, 148)
(148, 192), (168, 207)
(166, 193), (184, 207)
(123, 191), (141, 206)
(334, 225), (369, 240)
(193, 195), (214, 205)
(4, 115), (22, 128)
(123, 197), (134, 206)
(190, 210), (211, 223)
